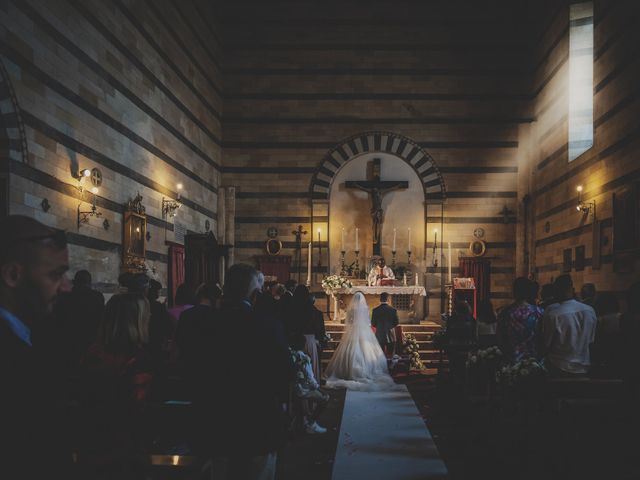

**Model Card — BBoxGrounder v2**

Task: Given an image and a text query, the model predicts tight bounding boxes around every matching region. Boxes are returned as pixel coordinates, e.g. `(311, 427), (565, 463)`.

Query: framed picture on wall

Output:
(612, 183), (639, 273)
(563, 248), (572, 273)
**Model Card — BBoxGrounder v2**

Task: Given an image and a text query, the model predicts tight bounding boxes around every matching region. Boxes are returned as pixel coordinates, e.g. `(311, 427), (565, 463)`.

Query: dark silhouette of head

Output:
(223, 264), (261, 304)
(553, 274), (574, 302)
(580, 283), (596, 303)
(285, 278), (298, 293)
(174, 283), (194, 306)
(73, 270), (92, 289)
(380, 292), (390, 303)
(513, 277), (532, 303)
(195, 283), (222, 305)
(540, 283), (554, 302)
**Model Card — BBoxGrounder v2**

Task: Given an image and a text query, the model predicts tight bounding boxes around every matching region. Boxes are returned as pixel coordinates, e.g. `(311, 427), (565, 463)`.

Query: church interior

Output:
(1, 0), (639, 478)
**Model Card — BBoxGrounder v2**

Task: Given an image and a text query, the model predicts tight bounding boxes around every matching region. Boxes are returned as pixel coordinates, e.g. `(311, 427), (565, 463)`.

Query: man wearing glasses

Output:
(0, 215), (74, 478)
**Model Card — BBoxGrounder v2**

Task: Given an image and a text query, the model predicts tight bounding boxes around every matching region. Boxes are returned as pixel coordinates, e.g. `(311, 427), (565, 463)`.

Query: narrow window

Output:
(568, 1), (594, 161)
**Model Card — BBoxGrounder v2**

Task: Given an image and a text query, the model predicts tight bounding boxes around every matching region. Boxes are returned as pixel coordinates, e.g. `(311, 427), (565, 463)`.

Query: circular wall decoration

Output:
(473, 227), (485, 239)
(267, 227), (278, 239)
(90, 167), (103, 187)
(265, 238), (282, 256)
(469, 239), (487, 257)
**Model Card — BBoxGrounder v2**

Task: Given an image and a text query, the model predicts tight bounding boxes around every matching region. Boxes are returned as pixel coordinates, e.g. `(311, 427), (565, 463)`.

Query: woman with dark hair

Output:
(287, 285), (320, 380)
(168, 283), (194, 329)
(497, 277), (544, 363)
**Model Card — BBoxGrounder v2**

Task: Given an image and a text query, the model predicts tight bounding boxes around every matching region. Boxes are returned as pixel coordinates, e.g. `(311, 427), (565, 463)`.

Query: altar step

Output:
(321, 322), (446, 371)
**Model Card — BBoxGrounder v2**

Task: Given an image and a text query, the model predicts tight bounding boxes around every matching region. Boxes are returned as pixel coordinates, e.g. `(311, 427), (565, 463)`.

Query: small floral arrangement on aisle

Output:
(496, 357), (546, 388)
(466, 346), (503, 369)
(321, 275), (353, 292)
(403, 333), (426, 371)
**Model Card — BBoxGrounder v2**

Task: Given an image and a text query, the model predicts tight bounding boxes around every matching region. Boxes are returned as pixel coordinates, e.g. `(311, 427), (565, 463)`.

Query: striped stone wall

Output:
(527, 0), (640, 298)
(219, 1), (544, 318)
(0, 0), (222, 291)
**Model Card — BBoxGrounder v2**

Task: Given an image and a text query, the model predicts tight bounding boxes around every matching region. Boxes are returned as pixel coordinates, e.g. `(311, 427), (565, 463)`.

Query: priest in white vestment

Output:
(368, 257), (395, 286)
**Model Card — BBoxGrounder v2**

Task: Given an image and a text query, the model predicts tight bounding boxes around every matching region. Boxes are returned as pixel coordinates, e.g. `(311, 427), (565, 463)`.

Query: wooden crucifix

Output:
(345, 158), (408, 256)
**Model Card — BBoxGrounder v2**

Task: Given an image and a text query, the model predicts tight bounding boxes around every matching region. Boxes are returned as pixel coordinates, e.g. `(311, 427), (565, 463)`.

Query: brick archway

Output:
(309, 131), (446, 202)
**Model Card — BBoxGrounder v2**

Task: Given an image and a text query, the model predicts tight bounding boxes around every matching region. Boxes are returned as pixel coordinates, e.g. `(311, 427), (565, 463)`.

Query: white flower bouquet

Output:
(403, 333), (426, 371)
(321, 275), (353, 291)
(466, 346), (503, 369)
(496, 357), (546, 388)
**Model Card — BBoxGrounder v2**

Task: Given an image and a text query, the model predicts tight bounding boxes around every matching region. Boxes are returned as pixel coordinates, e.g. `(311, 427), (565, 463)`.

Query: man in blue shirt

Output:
(0, 215), (72, 478)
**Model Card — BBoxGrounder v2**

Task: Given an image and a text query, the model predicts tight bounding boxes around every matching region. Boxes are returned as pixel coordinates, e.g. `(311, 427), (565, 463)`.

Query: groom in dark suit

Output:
(372, 293), (399, 356)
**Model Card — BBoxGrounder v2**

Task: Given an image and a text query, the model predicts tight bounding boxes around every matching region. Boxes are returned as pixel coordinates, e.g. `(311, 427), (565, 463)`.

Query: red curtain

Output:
(458, 258), (491, 306)
(168, 243), (185, 307)
(256, 255), (292, 283)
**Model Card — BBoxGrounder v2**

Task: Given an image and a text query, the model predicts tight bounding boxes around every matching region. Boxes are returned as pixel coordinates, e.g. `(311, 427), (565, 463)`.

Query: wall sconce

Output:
(576, 185), (596, 217)
(73, 168), (92, 180)
(77, 186), (103, 229)
(162, 183), (183, 219)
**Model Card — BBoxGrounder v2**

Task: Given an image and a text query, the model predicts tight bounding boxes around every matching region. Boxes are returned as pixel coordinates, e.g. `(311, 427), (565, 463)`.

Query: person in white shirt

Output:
(540, 274), (597, 376)
(367, 257), (395, 286)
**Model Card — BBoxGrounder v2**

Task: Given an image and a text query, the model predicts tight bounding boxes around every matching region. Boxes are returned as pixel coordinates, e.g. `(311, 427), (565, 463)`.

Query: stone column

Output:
(225, 186), (236, 267)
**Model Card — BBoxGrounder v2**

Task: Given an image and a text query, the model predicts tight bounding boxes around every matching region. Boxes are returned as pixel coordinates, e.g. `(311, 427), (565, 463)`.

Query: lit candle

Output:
(355, 227), (359, 251)
(407, 227), (411, 251)
(392, 228), (397, 251)
(448, 242), (452, 283)
(434, 228), (438, 247)
(341, 227), (345, 251)
(306, 241), (312, 285)
(415, 272), (419, 286)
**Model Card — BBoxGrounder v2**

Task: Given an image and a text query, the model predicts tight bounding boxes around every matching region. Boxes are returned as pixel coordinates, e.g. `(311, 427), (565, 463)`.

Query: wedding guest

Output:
(540, 274), (597, 377)
(622, 282), (640, 398)
(0, 215), (74, 478)
(288, 285), (321, 380)
(497, 277), (544, 363)
(271, 283), (286, 301)
(146, 279), (173, 365)
(580, 283), (597, 310)
(52, 269), (105, 375)
(81, 293), (154, 471)
(527, 280), (540, 306)
(290, 333), (329, 434)
(540, 283), (556, 309)
(168, 283), (194, 329)
(476, 300), (497, 336)
(175, 283), (220, 375)
(591, 291), (623, 373)
(190, 264), (292, 480)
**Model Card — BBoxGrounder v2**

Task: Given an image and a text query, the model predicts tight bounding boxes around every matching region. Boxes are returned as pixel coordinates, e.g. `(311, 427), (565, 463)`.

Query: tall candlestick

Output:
(306, 241), (312, 286)
(392, 228), (397, 251)
(407, 227), (411, 251)
(433, 229), (438, 267)
(355, 227), (359, 251)
(448, 241), (452, 283)
(317, 228), (321, 244)
(317, 229), (322, 268)
(341, 228), (345, 251)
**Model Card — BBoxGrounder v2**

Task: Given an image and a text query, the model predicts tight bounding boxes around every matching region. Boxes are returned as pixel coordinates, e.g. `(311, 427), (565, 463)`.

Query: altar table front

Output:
(326, 286), (427, 324)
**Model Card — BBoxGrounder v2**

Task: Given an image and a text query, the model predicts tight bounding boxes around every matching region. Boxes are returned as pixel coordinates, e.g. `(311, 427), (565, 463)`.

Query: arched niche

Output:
(329, 152), (426, 275)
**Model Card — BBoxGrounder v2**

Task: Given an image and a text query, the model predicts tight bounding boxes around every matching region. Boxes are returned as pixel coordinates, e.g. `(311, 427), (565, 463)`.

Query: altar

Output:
(327, 286), (427, 324)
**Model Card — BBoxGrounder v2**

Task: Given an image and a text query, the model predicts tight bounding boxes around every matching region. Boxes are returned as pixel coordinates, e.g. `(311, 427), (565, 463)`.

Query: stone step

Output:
(325, 322), (442, 333)
(321, 349), (443, 361)
(326, 331), (435, 342)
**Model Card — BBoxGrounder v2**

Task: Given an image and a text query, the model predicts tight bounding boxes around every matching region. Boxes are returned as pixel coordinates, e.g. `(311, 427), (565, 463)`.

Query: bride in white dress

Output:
(324, 292), (398, 390)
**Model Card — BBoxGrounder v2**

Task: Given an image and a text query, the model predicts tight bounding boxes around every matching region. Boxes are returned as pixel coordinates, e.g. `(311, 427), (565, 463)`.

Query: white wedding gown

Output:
(325, 292), (399, 391)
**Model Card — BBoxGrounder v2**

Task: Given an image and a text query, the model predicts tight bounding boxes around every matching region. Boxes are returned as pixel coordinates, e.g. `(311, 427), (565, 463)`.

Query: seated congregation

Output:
(0, 216), (332, 480)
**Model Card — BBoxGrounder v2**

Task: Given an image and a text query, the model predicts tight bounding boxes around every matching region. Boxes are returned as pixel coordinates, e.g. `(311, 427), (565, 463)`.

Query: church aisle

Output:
(332, 386), (448, 480)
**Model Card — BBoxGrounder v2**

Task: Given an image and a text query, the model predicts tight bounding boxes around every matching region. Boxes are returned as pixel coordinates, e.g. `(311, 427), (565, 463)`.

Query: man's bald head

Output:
(0, 215), (70, 323)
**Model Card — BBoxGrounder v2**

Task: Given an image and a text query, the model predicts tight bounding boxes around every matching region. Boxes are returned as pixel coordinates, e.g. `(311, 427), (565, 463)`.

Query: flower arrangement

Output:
(321, 275), (353, 291)
(403, 333), (426, 370)
(496, 357), (546, 388)
(466, 346), (503, 369)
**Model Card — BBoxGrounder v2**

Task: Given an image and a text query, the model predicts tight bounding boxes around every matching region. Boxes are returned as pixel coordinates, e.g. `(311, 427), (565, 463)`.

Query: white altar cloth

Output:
(325, 286), (426, 296)
(326, 286), (427, 323)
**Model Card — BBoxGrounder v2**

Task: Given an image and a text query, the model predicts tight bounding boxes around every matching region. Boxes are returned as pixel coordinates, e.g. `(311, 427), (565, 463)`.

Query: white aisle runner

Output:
(332, 385), (448, 480)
